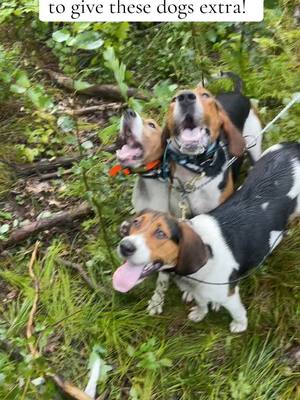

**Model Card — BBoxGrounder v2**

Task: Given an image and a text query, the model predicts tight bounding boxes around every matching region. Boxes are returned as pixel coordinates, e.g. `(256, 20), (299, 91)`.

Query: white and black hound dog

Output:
(113, 142), (300, 333)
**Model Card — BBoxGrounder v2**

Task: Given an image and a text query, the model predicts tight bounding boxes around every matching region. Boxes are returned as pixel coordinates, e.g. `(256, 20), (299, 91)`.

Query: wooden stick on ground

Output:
(49, 375), (93, 400)
(3, 145), (118, 178)
(26, 241), (40, 358)
(38, 169), (73, 181)
(15, 156), (82, 177)
(1, 202), (93, 251)
(45, 69), (148, 102)
(57, 104), (123, 117)
(49, 254), (110, 295)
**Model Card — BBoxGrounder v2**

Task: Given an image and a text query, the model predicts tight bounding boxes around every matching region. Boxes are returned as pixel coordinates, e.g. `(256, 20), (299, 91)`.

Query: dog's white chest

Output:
(132, 177), (169, 213)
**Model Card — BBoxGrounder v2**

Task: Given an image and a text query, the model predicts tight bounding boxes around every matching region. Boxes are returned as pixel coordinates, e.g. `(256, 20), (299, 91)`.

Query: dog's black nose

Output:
(177, 91), (197, 105)
(125, 109), (136, 119)
(120, 240), (136, 257)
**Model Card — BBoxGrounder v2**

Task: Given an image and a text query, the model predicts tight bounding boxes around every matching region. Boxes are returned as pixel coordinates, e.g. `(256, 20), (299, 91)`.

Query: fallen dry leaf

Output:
(26, 180), (54, 195)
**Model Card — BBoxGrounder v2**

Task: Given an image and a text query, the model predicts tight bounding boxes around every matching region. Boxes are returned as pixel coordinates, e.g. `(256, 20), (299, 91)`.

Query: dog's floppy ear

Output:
(175, 223), (210, 276)
(219, 109), (246, 157)
(161, 125), (171, 148)
(161, 100), (176, 146)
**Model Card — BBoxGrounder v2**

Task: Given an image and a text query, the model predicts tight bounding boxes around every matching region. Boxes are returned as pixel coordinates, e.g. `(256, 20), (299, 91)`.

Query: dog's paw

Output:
(147, 299), (163, 316)
(211, 302), (221, 312)
(230, 319), (248, 333)
(119, 221), (130, 237)
(188, 306), (207, 323)
(182, 291), (194, 304)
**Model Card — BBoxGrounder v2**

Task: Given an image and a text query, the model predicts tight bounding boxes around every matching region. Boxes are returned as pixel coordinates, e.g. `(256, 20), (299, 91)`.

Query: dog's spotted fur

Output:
(114, 143), (300, 332)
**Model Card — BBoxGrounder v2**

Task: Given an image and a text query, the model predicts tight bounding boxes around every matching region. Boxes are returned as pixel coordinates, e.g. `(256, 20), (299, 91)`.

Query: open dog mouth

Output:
(113, 260), (163, 293)
(116, 142), (144, 166)
(175, 114), (210, 155)
(117, 127), (144, 166)
(177, 127), (210, 155)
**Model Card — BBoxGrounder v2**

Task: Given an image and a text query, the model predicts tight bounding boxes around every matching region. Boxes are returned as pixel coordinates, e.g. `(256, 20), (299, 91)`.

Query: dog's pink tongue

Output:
(116, 145), (142, 163)
(113, 261), (144, 293)
(181, 127), (204, 144)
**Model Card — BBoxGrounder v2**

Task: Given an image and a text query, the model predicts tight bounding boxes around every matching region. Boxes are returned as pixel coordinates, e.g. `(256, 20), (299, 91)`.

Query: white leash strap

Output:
(260, 93), (300, 136)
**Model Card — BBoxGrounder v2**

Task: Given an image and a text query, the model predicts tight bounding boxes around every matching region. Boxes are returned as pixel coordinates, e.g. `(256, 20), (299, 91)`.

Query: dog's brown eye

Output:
(132, 219), (141, 228)
(155, 229), (167, 240)
(148, 122), (156, 129)
(202, 93), (210, 98)
(171, 97), (176, 103)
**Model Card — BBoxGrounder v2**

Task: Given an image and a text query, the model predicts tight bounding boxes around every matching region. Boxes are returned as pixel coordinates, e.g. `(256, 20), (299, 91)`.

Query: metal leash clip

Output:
(184, 172), (206, 193)
(179, 201), (189, 221)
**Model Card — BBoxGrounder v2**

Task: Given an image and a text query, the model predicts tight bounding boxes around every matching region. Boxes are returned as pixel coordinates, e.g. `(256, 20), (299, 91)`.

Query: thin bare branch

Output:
(26, 241), (40, 358)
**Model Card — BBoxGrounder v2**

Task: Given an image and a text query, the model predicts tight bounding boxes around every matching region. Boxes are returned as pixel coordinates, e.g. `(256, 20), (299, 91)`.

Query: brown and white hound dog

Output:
(113, 142), (300, 332)
(163, 85), (262, 217)
(113, 109), (169, 213)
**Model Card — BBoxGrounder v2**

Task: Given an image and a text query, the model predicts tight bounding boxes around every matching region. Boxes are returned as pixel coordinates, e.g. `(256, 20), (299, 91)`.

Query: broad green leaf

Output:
(80, 38), (103, 50)
(23, 147), (39, 162)
(0, 224), (9, 235)
(57, 115), (75, 133)
(206, 29), (217, 43)
(103, 46), (115, 65)
(52, 29), (70, 43)
(15, 71), (30, 88)
(74, 80), (92, 91)
(81, 140), (94, 150)
(67, 32), (103, 50)
(10, 84), (27, 94)
(0, 211), (12, 220)
(27, 86), (53, 109)
(73, 22), (92, 33)
(160, 358), (173, 367)
(0, 71), (11, 84)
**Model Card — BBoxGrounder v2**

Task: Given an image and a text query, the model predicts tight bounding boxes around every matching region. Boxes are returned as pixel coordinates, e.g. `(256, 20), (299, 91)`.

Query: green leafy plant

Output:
(104, 46), (129, 101)
(0, 46), (53, 109)
(127, 338), (172, 371)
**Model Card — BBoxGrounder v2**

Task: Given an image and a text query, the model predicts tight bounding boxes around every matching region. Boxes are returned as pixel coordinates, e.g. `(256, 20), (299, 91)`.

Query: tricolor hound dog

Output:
(163, 82), (263, 217)
(113, 142), (300, 333)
